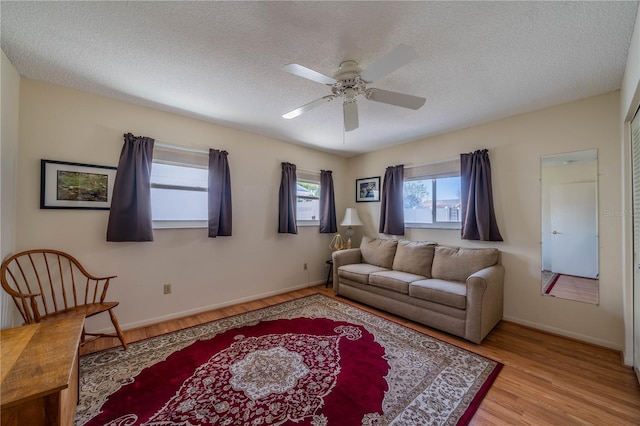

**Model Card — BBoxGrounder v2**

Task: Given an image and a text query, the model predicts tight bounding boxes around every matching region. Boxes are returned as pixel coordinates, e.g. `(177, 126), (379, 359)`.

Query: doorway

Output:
(549, 182), (598, 278)
(540, 149), (599, 304)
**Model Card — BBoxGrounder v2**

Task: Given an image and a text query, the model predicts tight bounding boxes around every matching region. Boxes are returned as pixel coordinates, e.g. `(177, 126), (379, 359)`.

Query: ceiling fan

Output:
(281, 44), (426, 132)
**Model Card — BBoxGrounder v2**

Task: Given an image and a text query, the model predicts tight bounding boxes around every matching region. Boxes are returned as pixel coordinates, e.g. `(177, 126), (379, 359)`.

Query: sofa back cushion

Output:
(392, 240), (436, 277)
(360, 236), (398, 269)
(431, 245), (499, 282)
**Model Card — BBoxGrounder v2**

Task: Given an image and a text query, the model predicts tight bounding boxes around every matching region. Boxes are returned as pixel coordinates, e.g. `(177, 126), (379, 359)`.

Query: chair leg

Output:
(108, 309), (128, 350)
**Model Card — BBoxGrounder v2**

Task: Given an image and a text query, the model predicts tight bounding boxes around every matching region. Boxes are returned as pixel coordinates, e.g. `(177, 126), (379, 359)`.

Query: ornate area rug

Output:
(76, 294), (502, 425)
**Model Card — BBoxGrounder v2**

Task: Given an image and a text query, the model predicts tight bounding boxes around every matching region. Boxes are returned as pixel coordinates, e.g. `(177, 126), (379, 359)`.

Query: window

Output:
(404, 159), (461, 229)
(297, 170), (320, 225)
(151, 145), (209, 228)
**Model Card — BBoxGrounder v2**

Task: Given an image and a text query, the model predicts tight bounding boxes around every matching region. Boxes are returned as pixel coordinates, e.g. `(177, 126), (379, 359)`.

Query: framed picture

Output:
(40, 159), (117, 210)
(356, 176), (381, 202)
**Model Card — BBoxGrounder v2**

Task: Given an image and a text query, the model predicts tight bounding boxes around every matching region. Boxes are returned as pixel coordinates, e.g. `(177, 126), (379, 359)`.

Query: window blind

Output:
(297, 169), (321, 183)
(404, 158), (460, 181)
(153, 145), (208, 169)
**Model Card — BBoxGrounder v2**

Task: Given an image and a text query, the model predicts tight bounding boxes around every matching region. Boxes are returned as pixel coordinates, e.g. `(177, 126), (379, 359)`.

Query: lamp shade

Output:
(340, 208), (364, 227)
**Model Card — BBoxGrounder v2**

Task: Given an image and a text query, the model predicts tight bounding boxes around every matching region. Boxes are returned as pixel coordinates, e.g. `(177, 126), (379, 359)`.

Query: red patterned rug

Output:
(77, 294), (502, 425)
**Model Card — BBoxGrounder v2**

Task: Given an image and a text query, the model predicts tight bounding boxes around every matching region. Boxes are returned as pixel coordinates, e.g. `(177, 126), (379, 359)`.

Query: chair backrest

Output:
(1, 249), (111, 324)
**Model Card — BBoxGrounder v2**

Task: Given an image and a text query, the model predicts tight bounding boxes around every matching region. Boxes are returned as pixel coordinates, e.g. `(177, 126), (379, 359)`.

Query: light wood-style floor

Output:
(547, 274), (599, 305)
(81, 285), (640, 425)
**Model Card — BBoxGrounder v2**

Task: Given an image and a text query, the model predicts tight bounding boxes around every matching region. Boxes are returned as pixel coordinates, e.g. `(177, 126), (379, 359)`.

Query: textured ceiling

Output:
(1, 1), (637, 157)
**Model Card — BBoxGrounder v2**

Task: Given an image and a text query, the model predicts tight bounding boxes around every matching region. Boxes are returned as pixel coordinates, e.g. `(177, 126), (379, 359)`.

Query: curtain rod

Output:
(154, 142), (209, 155)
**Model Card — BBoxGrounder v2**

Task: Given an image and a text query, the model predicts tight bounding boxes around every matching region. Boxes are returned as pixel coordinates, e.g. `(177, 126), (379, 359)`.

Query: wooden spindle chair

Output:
(1, 249), (127, 349)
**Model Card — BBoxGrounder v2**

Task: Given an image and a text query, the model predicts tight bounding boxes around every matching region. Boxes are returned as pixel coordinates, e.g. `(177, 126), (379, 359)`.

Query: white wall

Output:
(1, 51), (20, 328)
(621, 6), (640, 367)
(347, 91), (624, 350)
(16, 79), (348, 332)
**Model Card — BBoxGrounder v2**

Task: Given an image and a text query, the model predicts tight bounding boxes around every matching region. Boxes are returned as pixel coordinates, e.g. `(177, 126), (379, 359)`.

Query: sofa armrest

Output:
(465, 264), (505, 343)
(331, 248), (362, 293)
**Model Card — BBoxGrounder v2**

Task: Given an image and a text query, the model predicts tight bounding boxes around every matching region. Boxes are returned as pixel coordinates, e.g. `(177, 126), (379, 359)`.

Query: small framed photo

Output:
(41, 159), (117, 210)
(356, 176), (380, 202)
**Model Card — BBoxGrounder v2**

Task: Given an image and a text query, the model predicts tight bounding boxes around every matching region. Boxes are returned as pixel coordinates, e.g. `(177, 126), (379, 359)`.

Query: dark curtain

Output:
(106, 133), (154, 242)
(278, 162), (297, 234)
(460, 149), (503, 241)
(208, 149), (232, 238)
(319, 170), (337, 233)
(379, 165), (405, 235)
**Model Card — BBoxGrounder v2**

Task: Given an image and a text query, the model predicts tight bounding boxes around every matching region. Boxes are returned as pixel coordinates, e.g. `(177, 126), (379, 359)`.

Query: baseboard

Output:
(92, 280), (325, 334)
(502, 315), (623, 352)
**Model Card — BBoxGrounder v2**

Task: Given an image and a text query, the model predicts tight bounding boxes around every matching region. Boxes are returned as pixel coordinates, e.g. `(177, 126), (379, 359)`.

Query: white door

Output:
(632, 111), (640, 380)
(550, 182), (598, 278)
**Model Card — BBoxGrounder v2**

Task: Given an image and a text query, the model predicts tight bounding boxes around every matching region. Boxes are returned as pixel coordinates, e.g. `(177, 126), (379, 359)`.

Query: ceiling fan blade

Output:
(366, 88), (426, 110)
(360, 44), (419, 83)
(282, 95), (335, 119)
(343, 100), (359, 132)
(282, 63), (337, 85)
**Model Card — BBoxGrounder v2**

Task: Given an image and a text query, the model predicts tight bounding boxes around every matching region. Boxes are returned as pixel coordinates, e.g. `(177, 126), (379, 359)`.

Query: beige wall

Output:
(16, 79), (348, 332)
(347, 91), (623, 349)
(1, 51), (20, 328)
(621, 8), (640, 123)
(8, 76), (629, 351)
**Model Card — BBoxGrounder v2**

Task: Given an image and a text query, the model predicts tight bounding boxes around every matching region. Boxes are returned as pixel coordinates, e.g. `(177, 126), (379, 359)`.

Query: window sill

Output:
(153, 220), (207, 229)
(297, 221), (320, 227)
(405, 222), (461, 230)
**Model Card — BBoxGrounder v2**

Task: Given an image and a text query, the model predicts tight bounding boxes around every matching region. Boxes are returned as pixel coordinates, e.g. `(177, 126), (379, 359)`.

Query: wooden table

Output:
(1, 316), (84, 426)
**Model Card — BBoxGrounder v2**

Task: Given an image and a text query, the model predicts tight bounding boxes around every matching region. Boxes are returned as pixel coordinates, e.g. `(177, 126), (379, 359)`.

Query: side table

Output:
(326, 259), (333, 287)
(1, 316), (84, 426)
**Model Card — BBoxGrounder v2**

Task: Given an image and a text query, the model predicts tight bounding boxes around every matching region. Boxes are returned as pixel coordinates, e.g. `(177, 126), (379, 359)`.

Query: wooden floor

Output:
(81, 285), (640, 425)
(547, 274), (599, 305)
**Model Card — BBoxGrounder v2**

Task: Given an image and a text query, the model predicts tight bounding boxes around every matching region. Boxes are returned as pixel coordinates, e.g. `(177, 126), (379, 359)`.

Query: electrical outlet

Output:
(303, 263), (308, 270)
(163, 283), (172, 295)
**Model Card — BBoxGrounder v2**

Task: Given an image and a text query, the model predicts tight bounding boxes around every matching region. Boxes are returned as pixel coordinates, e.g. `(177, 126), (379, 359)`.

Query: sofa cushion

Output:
(409, 279), (467, 309)
(360, 236), (398, 269)
(431, 246), (499, 282)
(369, 270), (425, 294)
(338, 263), (388, 285)
(392, 240), (437, 277)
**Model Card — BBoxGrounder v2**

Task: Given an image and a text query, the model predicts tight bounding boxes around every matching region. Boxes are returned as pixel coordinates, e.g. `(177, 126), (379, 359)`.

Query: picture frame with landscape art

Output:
(40, 159), (117, 209)
(356, 176), (380, 202)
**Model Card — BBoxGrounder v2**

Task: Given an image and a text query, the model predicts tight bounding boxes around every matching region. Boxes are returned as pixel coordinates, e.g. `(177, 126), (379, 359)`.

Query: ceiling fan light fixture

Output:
(344, 87), (357, 100)
(281, 44), (426, 132)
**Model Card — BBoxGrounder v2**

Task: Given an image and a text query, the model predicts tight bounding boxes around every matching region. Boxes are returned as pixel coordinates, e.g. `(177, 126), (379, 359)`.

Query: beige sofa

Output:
(332, 236), (504, 344)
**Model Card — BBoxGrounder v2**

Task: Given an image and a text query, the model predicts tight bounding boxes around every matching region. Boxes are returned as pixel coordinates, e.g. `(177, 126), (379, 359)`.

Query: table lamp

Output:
(340, 208), (363, 249)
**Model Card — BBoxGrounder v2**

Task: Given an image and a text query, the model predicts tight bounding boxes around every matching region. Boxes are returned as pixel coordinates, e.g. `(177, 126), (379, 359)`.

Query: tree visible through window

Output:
(404, 163), (461, 228)
(297, 181), (320, 223)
